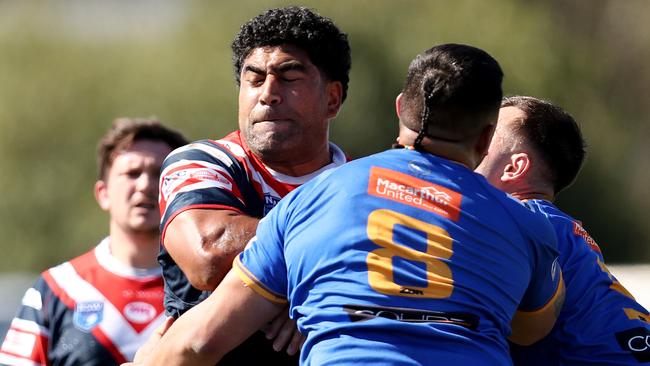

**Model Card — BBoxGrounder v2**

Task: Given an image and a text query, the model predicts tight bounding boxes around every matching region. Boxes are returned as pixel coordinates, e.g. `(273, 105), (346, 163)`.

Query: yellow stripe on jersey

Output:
(233, 256), (288, 305)
(624, 308), (650, 323)
(509, 271), (566, 346)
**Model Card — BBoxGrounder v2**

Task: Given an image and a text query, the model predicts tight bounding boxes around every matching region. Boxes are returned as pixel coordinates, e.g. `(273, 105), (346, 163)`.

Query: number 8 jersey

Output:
(235, 148), (563, 366)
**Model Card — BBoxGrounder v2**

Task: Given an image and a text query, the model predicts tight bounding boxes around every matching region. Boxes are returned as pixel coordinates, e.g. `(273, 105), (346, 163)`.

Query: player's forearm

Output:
(165, 209), (259, 291)
(132, 271), (283, 366)
(134, 298), (229, 365)
(202, 216), (260, 286)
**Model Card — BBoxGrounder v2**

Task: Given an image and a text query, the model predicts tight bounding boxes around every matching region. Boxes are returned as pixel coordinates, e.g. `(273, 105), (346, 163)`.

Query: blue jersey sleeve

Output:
(519, 218), (563, 313)
(512, 200), (650, 365)
(233, 201), (289, 305)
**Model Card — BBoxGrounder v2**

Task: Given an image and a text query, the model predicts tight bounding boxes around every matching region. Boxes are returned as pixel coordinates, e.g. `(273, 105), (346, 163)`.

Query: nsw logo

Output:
(73, 301), (104, 332)
(263, 194), (280, 216)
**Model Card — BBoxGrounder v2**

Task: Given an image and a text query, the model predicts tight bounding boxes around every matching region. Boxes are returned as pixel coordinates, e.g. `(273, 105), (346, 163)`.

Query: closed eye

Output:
(277, 62), (306, 81)
(243, 65), (266, 86)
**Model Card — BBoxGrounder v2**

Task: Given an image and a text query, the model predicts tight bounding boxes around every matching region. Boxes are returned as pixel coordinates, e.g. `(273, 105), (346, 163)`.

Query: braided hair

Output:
(400, 44), (503, 150)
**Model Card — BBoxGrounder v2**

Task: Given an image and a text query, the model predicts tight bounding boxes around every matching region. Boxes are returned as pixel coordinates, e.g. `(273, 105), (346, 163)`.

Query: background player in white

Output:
(0, 118), (188, 366)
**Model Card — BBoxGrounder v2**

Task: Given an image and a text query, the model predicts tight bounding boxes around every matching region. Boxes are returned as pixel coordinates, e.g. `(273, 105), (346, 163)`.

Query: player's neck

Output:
(400, 142), (478, 169)
(263, 145), (332, 177)
(510, 190), (555, 203)
(108, 225), (161, 269)
(398, 127), (482, 169)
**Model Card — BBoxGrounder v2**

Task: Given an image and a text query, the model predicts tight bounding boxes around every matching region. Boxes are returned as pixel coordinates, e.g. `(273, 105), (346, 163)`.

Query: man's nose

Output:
(259, 75), (282, 105)
(136, 172), (158, 193)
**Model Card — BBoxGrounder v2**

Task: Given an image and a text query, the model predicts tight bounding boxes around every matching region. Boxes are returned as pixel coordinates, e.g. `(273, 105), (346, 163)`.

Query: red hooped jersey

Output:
(156, 130), (347, 365)
(0, 239), (165, 366)
(157, 130), (348, 317)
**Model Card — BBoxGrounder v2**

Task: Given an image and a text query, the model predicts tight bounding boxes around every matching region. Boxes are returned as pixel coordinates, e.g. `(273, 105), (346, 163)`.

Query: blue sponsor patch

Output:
(73, 301), (104, 332)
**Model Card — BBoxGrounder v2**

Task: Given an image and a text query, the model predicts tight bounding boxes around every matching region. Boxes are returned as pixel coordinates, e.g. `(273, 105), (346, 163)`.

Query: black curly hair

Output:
(231, 6), (351, 101)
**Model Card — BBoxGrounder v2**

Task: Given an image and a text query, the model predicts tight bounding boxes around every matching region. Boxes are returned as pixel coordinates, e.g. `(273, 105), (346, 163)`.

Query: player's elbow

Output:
(509, 278), (566, 346)
(185, 251), (233, 291)
(173, 238), (232, 291)
(186, 271), (218, 291)
(185, 261), (228, 291)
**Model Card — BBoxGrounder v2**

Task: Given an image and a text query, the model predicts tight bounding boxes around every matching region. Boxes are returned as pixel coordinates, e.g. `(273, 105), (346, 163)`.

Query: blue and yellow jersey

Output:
(235, 149), (562, 366)
(510, 199), (650, 365)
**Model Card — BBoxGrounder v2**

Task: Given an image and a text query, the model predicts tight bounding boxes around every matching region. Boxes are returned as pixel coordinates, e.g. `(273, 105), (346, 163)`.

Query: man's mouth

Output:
(134, 202), (156, 209)
(253, 118), (291, 124)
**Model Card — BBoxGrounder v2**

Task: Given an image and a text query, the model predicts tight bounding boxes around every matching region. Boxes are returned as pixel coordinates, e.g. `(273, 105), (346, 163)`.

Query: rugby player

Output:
(475, 95), (650, 365)
(156, 6), (350, 364)
(0, 118), (187, 365)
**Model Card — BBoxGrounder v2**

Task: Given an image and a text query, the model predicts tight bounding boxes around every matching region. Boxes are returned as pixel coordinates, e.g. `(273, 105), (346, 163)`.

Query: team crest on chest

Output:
(263, 194), (281, 216)
(73, 301), (104, 332)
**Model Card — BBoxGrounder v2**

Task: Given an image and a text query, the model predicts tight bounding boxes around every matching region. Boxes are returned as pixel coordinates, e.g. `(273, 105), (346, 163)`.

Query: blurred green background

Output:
(1, 0), (649, 273)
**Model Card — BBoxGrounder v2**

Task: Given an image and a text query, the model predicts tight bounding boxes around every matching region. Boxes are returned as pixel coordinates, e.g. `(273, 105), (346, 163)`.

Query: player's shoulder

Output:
(526, 199), (603, 253)
(165, 138), (237, 163)
(41, 245), (95, 276)
(489, 195), (557, 249)
(326, 148), (409, 179)
(472, 174), (540, 220)
(525, 199), (575, 225)
(271, 154), (370, 214)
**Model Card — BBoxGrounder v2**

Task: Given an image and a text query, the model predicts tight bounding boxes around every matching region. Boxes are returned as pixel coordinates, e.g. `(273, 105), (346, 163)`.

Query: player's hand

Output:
(131, 316), (175, 364)
(261, 306), (305, 356)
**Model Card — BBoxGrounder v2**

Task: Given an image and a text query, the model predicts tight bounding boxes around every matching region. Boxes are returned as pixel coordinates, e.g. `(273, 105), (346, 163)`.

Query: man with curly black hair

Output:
(155, 6), (350, 365)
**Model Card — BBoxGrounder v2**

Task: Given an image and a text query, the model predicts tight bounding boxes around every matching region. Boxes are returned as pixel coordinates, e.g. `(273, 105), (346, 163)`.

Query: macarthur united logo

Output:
(367, 167), (462, 221)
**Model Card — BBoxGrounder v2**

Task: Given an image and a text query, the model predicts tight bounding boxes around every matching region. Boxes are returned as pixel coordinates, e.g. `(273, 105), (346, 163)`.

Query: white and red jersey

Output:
(157, 130), (347, 317)
(0, 239), (165, 366)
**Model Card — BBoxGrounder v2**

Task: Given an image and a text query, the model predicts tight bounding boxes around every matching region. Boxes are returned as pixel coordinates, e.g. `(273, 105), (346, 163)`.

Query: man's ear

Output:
(94, 180), (110, 211)
(501, 153), (531, 182)
(395, 93), (403, 119)
(325, 81), (343, 119)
